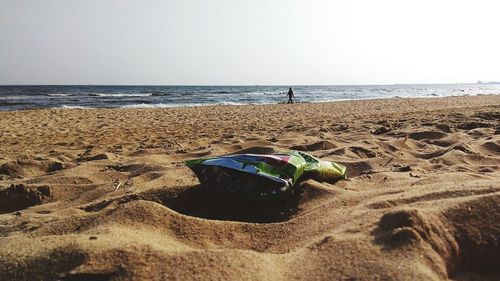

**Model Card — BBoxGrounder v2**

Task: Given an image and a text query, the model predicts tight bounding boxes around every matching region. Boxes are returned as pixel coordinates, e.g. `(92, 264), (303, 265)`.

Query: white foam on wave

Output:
(48, 93), (71, 97)
(93, 93), (153, 97)
(217, 101), (247, 106)
(244, 91), (282, 96)
(120, 103), (197, 109)
(0, 95), (31, 100)
(120, 101), (248, 109)
(58, 105), (93, 109)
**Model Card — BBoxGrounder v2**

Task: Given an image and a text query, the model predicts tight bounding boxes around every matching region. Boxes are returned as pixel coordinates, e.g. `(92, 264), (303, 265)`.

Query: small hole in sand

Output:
(156, 185), (302, 223)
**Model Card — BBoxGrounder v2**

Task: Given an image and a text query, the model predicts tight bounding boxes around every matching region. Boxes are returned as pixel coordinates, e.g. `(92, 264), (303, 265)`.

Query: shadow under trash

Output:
(158, 184), (303, 223)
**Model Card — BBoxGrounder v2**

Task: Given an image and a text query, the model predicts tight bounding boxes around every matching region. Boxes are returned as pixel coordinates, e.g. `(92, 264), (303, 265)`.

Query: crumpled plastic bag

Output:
(184, 150), (346, 200)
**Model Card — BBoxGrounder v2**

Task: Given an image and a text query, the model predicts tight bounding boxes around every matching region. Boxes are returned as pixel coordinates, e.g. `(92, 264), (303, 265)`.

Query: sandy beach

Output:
(0, 95), (499, 280)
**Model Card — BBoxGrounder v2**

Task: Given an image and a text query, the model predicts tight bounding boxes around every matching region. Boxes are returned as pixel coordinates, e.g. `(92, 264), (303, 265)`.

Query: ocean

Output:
(0, 84), (499, 111)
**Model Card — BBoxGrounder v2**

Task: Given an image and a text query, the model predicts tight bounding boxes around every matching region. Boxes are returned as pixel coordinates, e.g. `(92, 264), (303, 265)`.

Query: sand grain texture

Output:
(0, 96), (499, 280)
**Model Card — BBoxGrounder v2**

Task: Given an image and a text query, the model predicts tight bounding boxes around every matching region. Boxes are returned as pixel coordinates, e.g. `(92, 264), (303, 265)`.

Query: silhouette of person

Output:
(287, 87), (294, 104)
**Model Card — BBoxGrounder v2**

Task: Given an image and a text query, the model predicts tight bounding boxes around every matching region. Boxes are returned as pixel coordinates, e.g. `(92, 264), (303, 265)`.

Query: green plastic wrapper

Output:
(184, 151), (346, 200)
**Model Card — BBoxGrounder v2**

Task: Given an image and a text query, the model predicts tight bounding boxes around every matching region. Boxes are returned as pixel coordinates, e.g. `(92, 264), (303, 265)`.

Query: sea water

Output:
(0, 84), (499, 111)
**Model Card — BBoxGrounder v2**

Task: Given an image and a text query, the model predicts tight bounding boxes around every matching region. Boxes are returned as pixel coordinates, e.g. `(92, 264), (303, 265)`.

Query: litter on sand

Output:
(184, 150), (346, 200)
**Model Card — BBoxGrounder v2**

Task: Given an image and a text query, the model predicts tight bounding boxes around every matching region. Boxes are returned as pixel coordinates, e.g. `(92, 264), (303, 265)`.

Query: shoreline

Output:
(1, 94), (499, 113)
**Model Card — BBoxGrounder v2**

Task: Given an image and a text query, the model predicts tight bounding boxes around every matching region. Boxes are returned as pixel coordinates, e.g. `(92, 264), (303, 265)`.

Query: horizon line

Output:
(0, 82), (494, 87)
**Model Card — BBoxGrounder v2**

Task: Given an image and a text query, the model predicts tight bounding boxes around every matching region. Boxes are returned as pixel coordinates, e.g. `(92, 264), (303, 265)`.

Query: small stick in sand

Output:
(113, 177), (135, 193)
(113, 180), (123, 191)
(384, 135), (409, 167)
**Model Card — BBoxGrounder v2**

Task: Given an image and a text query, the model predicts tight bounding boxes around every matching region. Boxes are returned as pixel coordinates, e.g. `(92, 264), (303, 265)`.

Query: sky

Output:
(0, 0), (499, 85)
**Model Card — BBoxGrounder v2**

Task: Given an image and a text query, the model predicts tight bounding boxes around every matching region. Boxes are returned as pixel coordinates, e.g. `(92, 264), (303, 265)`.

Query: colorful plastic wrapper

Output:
(184, 151), (347, 200)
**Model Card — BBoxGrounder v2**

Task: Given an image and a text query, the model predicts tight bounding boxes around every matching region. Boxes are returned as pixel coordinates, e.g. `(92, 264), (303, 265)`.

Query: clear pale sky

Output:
(1, 0), (499, 85)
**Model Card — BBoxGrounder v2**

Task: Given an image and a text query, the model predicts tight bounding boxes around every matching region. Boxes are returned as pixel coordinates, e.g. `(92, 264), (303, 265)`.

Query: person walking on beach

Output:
(287, 87), (294, 104)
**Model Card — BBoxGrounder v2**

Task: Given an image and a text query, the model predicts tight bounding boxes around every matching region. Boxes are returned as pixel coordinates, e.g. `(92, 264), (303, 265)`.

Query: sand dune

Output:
(0, 96), (499, 280)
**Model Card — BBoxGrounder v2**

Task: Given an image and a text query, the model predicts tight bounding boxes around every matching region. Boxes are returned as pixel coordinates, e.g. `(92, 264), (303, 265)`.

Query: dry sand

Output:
(0, 96), (499, 280)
